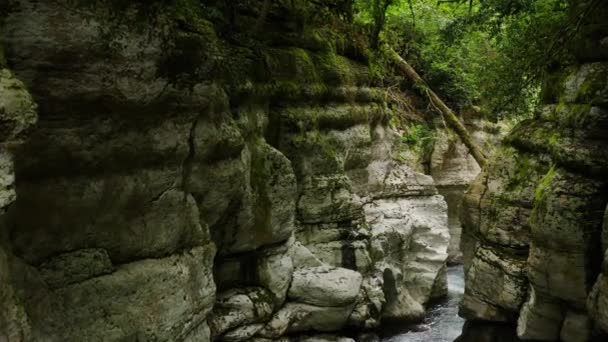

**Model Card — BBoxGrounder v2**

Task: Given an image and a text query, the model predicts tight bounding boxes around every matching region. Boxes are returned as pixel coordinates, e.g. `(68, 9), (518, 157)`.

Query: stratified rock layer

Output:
(0, 1), (450, 341)
(0, 65), (37, 342)
(460, 1), (608, 340)
(430, 118), (505, 264)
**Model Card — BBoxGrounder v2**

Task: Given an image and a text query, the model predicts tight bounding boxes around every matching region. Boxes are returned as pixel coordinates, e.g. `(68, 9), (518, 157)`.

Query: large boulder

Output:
(288, 266), (363, 307)
(258, 302), (356, 338)
(366, 194), (449, 320)
(28, 246), (216, 341)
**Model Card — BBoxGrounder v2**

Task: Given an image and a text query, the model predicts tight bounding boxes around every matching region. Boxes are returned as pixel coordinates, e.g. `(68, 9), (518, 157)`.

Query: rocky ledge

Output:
(459, 2), (608, 340)
(0, 1), (454, 341)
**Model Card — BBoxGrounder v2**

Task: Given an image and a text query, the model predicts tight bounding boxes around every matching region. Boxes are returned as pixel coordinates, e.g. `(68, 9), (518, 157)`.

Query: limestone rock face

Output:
(430, 120), (505, 264)
(0, 69), (37, 144)
(460, 3), (608, 339)
(366, 193), (449, 320)
(38, 248), (114, 289)
(589, 205), (608, 336)
(209, 287), (275, 339)
(364, 159), (449, 321)
(257, 243), (295, 306)
(36, 246), (217, 341)
(260, 302), (356, 337)
(0, 0), (453, 340)
(288, 266), (363, 307)
(348, 275), (386, 328)
(0, 68), (37, 342)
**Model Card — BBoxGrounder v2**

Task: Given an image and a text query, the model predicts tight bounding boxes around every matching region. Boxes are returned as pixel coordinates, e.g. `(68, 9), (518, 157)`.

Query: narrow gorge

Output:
(0, 0), (606, 342)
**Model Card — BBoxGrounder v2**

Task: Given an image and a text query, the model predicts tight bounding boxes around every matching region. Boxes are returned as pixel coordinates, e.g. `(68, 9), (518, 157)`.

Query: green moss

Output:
(220, 45), (258, 85)
(68, 0), (207, 21)
(300, 28), (337, 52)
(318, 104), (383, 130)
(313, 51), (355, 85)
(566, 104), (593, 127)
(290, 130), (343, 174)
(391, 122), (436, 171)
(541, 63), (608, 106)
(575, 64), (608, 105)
(539, 67), (571, 104)
(172, 0), (205, 21)
(401, 123), (432, 146)
(531, 164), (557, 224)
(279, 104), (384, 133)
(494, 146), (548, 197)
(262, 48), (319, 84)
(506, 151), (533, 191)
(547, 133), (559, 147)
(368, 50), (392, 84)
(237, 82), (385, 105)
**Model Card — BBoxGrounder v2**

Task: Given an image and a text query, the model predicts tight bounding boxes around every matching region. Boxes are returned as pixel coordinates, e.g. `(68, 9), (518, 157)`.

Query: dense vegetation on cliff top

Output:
(184, 0), (578, 121)
(354, 0), (571, 119)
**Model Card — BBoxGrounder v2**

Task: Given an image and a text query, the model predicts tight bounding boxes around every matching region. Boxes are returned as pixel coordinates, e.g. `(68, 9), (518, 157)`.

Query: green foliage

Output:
(401, 123), (433, 145)
(354, 0), (579, 120)
(465, 0), (570, 118)
(393, 122), (435, 171)
(531, 163), (557, 223)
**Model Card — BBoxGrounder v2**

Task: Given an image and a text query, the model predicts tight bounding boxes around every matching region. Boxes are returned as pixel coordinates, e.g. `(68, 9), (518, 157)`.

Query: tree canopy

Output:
(354, 0), (574, 120)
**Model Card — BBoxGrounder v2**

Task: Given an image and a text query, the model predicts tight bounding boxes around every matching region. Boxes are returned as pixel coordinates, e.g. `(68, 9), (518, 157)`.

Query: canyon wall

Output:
(0, 42), (38, 342)
(430, 117), (504, 264)
(460, 1), (608, 340)
(0, 1), (460, 341)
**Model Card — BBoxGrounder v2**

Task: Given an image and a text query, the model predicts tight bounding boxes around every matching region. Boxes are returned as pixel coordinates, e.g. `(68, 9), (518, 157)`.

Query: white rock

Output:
(259, 302), (355, 337)
(288, 266), (363, 307)
(291, 241), (324, 268)
(365, 194), (449, 320)
(258, 245), (294, 305)
(209, 287), (274, 338)
(348, 275), (385, 328)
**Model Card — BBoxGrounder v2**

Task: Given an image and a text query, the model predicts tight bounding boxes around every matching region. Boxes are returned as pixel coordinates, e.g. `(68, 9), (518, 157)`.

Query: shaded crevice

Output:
(181, 116), (199, 197)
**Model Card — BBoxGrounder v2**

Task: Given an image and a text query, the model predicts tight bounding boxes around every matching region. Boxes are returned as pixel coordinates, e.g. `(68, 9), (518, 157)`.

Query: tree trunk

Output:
(371, 0), (393, 48)
(385, 45), (488, 168)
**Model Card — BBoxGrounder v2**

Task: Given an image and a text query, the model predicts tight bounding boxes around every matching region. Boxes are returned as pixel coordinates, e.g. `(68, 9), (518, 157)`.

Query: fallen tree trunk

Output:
(385, 45), (488, 168)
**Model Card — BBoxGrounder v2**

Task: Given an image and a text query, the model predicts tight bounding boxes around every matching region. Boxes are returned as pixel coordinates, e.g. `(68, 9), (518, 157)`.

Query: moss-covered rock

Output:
(0, 69), (37, 143)
(0, 0), (451, 340)
(461, 4), (608, 339)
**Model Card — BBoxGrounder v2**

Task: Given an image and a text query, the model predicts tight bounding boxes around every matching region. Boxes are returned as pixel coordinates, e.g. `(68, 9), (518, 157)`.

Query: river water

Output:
(381, 265), (466, 342)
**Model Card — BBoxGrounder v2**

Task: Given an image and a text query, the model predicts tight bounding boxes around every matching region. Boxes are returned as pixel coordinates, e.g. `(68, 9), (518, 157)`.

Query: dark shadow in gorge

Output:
(454, 321), (520, 342)
(456, 321), (608, 342)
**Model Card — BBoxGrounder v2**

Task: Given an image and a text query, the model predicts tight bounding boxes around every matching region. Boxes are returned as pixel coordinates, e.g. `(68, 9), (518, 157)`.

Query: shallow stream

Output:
(381, 265), (466, 342)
